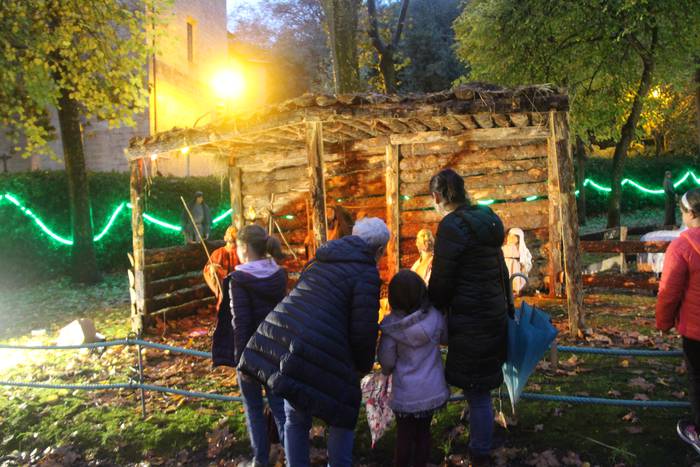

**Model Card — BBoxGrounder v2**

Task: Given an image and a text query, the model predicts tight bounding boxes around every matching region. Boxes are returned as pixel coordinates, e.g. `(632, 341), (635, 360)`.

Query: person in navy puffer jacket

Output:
(238, 217), (390, 467)
(212, 224), (287, 467)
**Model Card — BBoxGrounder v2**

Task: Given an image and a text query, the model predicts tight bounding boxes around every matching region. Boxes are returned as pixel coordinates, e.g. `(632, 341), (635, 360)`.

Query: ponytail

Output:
(238, 224), (285, 260)
(266, 235), (284, 260)
(429, 168), (469, 205)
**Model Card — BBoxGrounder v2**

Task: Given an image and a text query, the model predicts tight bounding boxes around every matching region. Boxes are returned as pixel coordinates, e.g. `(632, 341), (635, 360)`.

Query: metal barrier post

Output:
(135, 336), (147, 418)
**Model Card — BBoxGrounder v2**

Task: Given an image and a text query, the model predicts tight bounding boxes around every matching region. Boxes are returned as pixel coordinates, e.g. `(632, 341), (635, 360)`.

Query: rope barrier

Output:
(0, 338), (690, 410)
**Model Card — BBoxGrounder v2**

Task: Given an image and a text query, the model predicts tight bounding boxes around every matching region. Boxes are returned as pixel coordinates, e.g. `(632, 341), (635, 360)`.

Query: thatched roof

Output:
(125, 83), (568, 160)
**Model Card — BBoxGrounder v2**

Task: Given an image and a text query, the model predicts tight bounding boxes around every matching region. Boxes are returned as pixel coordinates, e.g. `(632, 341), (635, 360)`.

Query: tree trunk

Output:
(606, 32), (657, 228)
(379, 51), (397, 94)
(574, 135), (587, 225)
(321, 0), (361, 94)
(57, 89), (101, 283)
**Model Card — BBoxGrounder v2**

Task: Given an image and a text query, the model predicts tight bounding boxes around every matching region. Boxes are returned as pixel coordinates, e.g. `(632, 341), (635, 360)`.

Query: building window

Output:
(187, 22), (194, 64)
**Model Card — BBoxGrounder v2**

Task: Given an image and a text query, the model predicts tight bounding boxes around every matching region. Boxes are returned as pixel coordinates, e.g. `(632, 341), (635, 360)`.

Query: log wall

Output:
(231, 117), (553, 288)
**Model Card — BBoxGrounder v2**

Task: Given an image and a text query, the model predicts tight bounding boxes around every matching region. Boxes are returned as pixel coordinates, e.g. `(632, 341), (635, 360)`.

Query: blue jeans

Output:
(284, 400), (355, 467)
(238, 371), (287, 465)
(465, 390), (493, 456)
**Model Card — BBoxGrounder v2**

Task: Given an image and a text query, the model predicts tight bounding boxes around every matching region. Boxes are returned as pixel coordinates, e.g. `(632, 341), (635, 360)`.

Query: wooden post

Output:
(546, 114), (563, 297)
(306, 121), (327, 246)
(228, 157), (243, 230)
(619, 226), (628, 273)
(129, 159), (147, 334)
(385, 144), (400, 278)
(549, 111), (584, 337)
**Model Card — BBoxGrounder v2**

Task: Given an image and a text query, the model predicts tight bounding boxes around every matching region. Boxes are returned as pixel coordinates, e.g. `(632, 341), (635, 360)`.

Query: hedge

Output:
(0, 171), (232, 286)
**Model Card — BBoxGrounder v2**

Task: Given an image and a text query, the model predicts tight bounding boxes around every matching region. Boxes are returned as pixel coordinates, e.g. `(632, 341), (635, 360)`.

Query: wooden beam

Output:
(386, 144), (401, 278)
(547, 122), (563, 299)
(129, 160), (146, 334)
(549, 110), (583, 336)
(582, 273), (659, 291)
(389, 126), (549, 145)
(580, 240), (670, 254)
(229, 160), (243, 230)
(306, 121), (328, 247)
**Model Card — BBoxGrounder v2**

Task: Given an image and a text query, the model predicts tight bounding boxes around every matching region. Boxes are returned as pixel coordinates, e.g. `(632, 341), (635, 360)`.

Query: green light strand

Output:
(582, 170), (699, 195)
(1, 192), (233, 245)
(212, 209), (233, 224)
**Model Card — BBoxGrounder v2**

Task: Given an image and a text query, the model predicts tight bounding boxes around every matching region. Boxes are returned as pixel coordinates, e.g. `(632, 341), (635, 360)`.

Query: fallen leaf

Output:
(633, 393), (650, 401)
(526, 449), (560, 467)
(608, 389), (622, 397)
(561, 451), (583, 466)
(534, 424), (544, 432)
(621, 411), (639, 423)
(672, 391), (686, 399)
(625, 426), (644, 434)
(628, 377), (655, 392)
(619, 359), (630, 368)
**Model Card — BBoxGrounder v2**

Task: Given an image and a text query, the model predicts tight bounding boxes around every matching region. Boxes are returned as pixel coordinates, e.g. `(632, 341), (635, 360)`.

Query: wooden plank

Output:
(400, 158), (546, 183)
(550, 110), (583, 335)
(306, 121), (328, 246)
(385, 144), (400, 278)
(146, 283), (213, 313)
(229, 161), (242, 229)
(580, 240), (670, 254)
(148, 297), (216, 320)
(547, 116), (563, 299)
(130, 160), (146, 334)
(582, 274), (659, 291)
(144, 241), (224, 265)
(146, 272), (204, 297)
(401, 178), (548, 198)
(389, 126), (549, 146)
(144, 256), (208, 282)
(401, 166), (547, 187)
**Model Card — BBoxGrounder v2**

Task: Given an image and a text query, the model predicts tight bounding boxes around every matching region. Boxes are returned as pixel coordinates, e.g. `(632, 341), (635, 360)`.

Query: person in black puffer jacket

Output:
(238, 217), (389, 467)
(428, 168), (514, 467)
(212, 224), (287, 467)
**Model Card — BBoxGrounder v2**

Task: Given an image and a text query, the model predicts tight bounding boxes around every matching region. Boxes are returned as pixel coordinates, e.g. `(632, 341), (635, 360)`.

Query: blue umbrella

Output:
(502, 301), (558, 410)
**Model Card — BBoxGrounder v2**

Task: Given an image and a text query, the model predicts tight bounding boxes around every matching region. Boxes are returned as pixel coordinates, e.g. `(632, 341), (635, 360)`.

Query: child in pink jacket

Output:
(656, 188), (700, 452)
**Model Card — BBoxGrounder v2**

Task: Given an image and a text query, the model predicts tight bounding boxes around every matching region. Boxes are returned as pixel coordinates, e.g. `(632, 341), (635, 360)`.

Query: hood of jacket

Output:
(315, 235), (377, 265)
(380, 307), (441, 347)
(229, 263), (286, 301)
(681, 227), (700, 257)
(452, 205), (505, 248)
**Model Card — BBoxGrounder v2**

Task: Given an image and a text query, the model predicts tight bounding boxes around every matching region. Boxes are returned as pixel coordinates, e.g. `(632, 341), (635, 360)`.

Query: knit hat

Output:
(388, 269), (428, 313)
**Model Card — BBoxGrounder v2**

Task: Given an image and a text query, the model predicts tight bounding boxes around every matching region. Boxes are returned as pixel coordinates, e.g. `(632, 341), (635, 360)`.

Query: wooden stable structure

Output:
(124, 84), (583, 334)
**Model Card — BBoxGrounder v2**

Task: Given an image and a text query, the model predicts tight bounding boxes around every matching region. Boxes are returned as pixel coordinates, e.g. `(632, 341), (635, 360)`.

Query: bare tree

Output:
(366, 0), (410, 94)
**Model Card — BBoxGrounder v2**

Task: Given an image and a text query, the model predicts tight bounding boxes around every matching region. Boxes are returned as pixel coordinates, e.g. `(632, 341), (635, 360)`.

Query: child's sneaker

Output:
(677, 419), (700, 453)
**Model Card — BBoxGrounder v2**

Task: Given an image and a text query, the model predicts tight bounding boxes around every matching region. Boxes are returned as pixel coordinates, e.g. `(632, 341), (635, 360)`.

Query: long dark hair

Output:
(238, 224), (284, 260)
(429, 168), (469, 205)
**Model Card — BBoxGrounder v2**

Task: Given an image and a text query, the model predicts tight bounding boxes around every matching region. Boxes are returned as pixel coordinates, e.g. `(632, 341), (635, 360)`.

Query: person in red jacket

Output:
(656, 188), (700, 452)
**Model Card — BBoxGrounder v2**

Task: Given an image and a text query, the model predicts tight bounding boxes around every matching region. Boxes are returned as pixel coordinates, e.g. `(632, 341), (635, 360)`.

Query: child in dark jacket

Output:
(378, 269), (449, 467)
(214, 224), (287, 467)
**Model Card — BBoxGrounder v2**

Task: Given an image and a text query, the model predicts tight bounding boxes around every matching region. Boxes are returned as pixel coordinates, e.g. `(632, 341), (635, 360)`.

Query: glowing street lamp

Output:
(211, 69), (245, 101)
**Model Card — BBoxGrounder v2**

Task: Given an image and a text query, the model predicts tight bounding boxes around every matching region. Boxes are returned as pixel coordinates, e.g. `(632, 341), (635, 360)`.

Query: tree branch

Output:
(391, 0), (410, 49)
(366, 0), (386, 54)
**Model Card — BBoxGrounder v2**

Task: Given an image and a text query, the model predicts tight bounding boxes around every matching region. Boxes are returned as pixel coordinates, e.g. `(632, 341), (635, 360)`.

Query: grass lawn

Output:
(0, 274), (698, 466)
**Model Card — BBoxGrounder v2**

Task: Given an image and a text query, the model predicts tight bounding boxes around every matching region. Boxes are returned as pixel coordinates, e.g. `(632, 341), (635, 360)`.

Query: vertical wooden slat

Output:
(550, 110), (584, 336)
(546, 113), (563, 298)
(130, 159), (147, 334)
(306, 121), (328, 246)
(385, 144), (400, 278)
(229, 156), (242, 230)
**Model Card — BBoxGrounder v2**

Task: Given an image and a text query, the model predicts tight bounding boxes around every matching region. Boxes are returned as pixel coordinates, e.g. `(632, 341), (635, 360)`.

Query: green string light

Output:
(3, 169), (697, 245)
(1, 192), (233, 246)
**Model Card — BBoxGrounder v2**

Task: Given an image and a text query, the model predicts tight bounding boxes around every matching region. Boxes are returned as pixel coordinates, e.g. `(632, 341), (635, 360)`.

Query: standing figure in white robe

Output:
(502, 227), (532, 295)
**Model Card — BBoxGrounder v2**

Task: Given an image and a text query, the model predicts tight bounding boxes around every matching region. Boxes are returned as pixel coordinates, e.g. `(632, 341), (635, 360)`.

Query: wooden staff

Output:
(180, 196), (222, 299)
